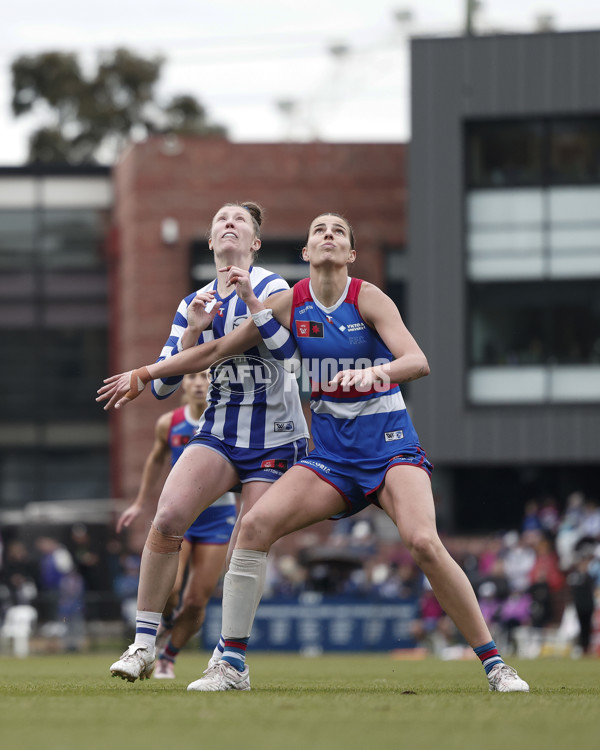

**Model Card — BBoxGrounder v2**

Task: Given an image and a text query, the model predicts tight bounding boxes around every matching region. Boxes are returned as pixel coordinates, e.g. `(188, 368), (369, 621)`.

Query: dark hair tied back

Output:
(240, 201), (264, 237)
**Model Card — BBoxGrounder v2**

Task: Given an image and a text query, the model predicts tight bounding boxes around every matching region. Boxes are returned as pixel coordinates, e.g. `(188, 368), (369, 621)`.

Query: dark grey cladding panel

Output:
(414, 31), (600, 119)
(409, 31), (600, 463)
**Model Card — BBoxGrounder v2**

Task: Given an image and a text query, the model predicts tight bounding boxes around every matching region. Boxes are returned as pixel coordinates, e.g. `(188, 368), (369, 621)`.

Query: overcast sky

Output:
(2, 0), (600, 164)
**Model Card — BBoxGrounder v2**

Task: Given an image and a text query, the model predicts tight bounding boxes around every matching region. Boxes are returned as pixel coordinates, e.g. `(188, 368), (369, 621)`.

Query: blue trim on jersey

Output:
(256, 316), (299, 360)
(234, 296), (247, 316)
(253, 273), (282, 297)
(173, 311), (187, 328)
(249, 381), (267, 446)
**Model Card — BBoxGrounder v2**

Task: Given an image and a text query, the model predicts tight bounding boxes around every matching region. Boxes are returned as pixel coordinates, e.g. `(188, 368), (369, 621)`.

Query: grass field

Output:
(1, 652), (599, 750)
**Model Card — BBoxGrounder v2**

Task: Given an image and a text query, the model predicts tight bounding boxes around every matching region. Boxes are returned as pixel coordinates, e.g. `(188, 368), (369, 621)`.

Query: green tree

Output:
(11, 48), (227, 164)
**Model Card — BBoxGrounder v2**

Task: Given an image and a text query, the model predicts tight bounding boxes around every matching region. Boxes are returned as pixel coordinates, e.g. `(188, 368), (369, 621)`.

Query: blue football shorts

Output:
(296, 444), (433, 519)
(184, 504), (237, 545)
(187, 433), (309, 483)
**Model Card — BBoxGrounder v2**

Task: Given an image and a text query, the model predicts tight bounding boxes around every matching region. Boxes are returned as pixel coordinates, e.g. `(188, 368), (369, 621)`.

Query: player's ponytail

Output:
(240, 201), (264, 238)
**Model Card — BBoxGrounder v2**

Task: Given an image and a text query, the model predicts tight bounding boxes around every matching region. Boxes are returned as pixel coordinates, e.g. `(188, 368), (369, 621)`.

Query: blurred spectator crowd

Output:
(1, 490), (599, 656)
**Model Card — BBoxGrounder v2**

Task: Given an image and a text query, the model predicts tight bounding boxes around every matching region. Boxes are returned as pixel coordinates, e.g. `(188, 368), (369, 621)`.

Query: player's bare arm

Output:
(96, 317), (263, 411)
(330, 282), (430, 389)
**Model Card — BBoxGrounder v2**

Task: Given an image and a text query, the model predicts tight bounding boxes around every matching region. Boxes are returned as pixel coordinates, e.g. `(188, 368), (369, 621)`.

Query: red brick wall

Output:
(111, 137), (406, 500)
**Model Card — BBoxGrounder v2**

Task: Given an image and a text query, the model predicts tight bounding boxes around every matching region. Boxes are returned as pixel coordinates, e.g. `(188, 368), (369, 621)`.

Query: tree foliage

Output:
(11, 48), (227, 163)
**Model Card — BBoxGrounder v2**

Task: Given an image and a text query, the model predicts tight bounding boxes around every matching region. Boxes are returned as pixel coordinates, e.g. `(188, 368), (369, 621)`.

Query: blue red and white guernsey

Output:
(291, 277), (421, 458)
(255, 276), (433, 517)
(152, 266), (308, 450)
(168, 405), (237, 545)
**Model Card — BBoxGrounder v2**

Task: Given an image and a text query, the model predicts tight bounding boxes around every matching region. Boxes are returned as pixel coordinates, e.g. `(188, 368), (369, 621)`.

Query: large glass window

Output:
(0, 185), (110, 509)
(466, 117), (600, 188)
(466, 121), (543, 187)
(0, 211), (36, 269)
(550, 119), (600, 184)
(468, 280), (600, 403)
(0, 448), (110, 507)
(465, 117), (600, 404)
(470, 281), (600, 367)
(40, 209), (107, 268)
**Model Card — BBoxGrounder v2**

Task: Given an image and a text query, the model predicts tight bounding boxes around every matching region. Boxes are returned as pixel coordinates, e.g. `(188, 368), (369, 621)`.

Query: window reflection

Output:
(470, 281), (600, 366)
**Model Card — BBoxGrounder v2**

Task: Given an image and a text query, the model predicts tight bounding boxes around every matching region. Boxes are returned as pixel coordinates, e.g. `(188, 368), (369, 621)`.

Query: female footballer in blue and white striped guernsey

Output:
(101, 202), (308, 684)
(151, 264), (306, 450)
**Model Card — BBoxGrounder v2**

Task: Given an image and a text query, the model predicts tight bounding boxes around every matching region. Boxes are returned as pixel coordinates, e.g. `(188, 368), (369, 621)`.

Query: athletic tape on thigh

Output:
(146, 523), (183, 555)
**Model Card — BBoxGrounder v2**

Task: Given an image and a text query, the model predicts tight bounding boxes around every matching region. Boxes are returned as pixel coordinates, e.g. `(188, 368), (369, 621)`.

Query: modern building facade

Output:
(0, 165), (112, 509)
(409, 30), (600, 529)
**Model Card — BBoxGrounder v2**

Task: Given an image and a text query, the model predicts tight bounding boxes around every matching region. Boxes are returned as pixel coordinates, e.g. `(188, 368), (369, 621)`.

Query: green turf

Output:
(1, 653), (598, 750)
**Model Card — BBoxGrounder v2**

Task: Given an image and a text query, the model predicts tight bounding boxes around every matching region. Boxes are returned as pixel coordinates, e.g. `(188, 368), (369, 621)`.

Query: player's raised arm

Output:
(222, 265), (300, 370)
(96, 318), (262, 410)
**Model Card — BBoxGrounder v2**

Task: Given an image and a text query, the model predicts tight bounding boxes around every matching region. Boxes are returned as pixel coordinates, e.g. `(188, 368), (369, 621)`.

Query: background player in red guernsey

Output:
(116, 371), (237, 679)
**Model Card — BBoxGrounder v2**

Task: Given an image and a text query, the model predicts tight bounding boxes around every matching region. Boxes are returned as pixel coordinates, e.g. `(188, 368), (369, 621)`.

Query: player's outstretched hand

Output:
(116, 502), (145, 534)
(96, 367), (153, 410)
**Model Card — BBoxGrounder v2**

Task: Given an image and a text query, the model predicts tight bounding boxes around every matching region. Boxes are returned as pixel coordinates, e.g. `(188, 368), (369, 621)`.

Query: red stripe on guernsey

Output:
(479, 648), (499, 661)
(345, 277), (363, 307)
(310, 381), (394, 400)
(291, 278), (312, 330)
(168, 406), (186, 442)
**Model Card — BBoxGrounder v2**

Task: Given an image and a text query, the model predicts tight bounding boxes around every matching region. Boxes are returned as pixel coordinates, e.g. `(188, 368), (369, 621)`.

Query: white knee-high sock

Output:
(221, 549), (267, 639)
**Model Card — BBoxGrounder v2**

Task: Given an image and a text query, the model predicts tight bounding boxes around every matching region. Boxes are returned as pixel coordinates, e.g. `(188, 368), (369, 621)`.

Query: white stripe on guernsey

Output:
(311, 390), (406, 419)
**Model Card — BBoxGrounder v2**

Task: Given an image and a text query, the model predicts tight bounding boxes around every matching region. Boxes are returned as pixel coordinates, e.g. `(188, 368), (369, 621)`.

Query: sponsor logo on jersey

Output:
(273, 421), (294, 432)
(325, 315), (334, 324)
(261, 459), (289, 471)
(295, 320), (324, 338)
(297, 304), (314, 314)
(384, 430), (404, 442)
(232, 315), (247, 328)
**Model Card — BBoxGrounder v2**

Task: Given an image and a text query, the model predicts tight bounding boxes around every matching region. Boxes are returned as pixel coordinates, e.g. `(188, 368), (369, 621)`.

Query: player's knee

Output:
(153, 506), (187, 537)
(406, 531), (442, 566)
(145, 522), (183, 555)
(238, 508), (273, 546)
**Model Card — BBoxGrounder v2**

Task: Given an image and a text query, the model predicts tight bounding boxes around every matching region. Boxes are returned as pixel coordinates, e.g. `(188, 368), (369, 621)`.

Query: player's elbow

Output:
(412, 353), (430, 380)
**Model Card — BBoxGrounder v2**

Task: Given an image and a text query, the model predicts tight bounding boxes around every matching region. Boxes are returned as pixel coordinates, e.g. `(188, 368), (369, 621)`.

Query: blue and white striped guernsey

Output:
(151, 266), (309, 450)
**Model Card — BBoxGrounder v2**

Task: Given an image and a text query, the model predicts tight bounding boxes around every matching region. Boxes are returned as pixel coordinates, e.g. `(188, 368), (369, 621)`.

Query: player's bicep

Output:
(359, 284), (423, 359)
(264, 289), (293, 328)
